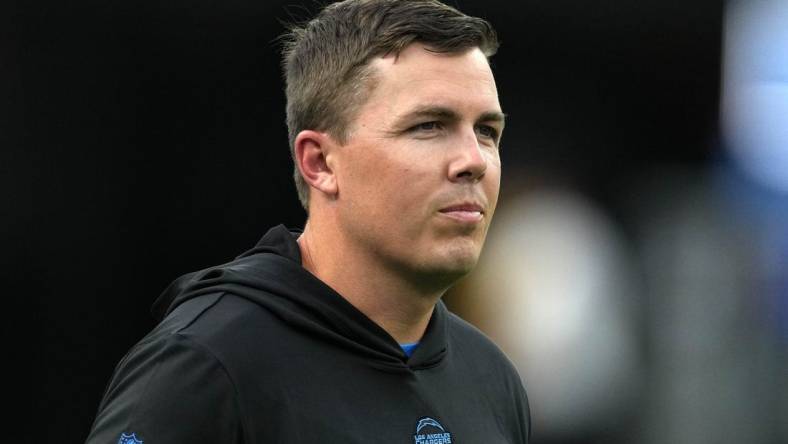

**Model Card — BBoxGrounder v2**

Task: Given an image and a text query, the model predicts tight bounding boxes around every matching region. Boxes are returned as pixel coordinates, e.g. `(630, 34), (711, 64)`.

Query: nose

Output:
(448, 128), (488, 183)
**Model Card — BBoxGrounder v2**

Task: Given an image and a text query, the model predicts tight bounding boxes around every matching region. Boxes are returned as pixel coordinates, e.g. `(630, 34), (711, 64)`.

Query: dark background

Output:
(4, 0), (722, 441)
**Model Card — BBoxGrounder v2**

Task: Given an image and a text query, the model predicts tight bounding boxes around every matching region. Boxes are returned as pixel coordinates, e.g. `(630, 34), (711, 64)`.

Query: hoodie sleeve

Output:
(85, 333), (244, 444)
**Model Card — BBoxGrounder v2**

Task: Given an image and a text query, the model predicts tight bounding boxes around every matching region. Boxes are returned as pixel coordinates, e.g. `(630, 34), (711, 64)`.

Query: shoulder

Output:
(167, 291), (301, 379)
(108, 291), (280, 393)
(163, 291), (284, 356)
(104, 293), (245, 393)
(445, 310), (532, 442)
(445, 309), (518, 372)
(87, 295), (245, 443)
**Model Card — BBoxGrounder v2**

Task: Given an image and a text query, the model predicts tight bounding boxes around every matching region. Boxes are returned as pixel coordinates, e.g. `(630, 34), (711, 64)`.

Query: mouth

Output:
(438, 203), (485, 223)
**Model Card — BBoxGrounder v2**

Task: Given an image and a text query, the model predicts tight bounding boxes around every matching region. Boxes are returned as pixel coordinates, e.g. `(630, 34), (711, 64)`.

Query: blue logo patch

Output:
(414, 417), (452, 444)
(118, 432), (143, 444)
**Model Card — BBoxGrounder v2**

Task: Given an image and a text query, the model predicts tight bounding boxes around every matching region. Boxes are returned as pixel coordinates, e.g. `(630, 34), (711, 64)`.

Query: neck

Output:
(297, 219), (444, 344)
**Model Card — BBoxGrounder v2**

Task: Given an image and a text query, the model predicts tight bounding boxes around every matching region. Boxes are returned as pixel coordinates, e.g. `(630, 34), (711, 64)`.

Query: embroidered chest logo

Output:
(118, 432), (143, 444)
(413, 417), (452, 444)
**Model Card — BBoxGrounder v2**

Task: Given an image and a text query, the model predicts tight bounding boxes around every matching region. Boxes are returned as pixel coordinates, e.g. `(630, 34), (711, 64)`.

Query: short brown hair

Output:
(280, 0), (499, 210)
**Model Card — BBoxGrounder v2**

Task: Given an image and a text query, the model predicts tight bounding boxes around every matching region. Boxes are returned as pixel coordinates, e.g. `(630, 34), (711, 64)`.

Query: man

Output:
(86, 0), (530, 442)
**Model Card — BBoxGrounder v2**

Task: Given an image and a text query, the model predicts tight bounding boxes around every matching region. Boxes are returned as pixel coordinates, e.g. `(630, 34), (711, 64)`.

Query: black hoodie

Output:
(86, 225), (530, 443)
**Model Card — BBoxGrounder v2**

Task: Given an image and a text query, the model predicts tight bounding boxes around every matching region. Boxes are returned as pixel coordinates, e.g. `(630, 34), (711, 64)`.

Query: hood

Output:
(150, 225), (448, 371)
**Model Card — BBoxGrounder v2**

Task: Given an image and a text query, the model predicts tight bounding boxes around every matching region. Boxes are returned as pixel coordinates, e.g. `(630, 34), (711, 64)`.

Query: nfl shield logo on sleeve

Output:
(118, 432), (143, 444)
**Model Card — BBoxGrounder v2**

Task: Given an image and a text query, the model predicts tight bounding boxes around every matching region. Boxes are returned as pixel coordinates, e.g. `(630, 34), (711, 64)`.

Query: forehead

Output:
(361, 44), (501, 119)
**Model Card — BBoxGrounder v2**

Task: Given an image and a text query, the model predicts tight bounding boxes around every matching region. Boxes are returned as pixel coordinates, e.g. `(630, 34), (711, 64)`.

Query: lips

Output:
(438, 203), (485, 223)
(440, 203), (484, 213)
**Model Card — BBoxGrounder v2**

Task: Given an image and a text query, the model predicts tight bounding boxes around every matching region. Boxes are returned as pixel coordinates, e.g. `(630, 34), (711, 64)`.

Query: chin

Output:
(419, 243), (481, 281)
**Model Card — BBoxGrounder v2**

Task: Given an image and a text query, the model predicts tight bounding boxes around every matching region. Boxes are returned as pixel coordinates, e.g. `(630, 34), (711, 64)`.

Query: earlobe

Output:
(294, 130), (338, 198)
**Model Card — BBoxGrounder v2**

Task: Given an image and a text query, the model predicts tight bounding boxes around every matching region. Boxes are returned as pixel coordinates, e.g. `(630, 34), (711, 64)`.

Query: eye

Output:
(411, 121), (443, 132)
(476, 124), (499, 141)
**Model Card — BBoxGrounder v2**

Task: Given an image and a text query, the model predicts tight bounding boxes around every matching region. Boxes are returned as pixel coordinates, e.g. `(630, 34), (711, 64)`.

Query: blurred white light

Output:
(474, 189), (640, 438)
(722, 0), (788, 193)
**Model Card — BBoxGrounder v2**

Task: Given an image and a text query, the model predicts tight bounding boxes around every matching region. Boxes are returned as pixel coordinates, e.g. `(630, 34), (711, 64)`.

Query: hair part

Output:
(281, 0), (499, 210)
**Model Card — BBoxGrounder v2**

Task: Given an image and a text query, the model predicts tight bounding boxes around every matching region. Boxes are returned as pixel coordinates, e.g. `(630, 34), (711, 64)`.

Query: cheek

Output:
(373, 169), (437, 238)
(339, 139), (447, 229)
(484, 161), (502, 212)
(372, 165), (426, 215)
(342, 151), (413, 215)
(355, 148), (430, 195)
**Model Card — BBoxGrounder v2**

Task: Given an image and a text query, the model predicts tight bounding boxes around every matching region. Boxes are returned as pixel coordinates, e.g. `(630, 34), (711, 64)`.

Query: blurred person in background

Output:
(84, 1), (531, 443)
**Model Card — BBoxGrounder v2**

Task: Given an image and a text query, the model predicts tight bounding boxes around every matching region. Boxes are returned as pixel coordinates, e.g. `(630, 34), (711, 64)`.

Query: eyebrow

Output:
(394, 105), (506, 127)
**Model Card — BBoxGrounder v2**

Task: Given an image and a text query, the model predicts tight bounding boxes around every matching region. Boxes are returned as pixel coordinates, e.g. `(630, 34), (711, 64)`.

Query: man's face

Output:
(332, 44), (503, 286)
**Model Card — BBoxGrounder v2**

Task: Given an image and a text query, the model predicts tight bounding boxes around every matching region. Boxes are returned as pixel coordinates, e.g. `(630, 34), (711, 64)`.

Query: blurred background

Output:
(3, 0), (785, 442)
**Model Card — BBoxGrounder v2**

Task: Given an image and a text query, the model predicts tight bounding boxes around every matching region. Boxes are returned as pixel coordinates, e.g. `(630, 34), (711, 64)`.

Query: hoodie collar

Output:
(235, 224), (303, 263)
(151, 224), (449, 370)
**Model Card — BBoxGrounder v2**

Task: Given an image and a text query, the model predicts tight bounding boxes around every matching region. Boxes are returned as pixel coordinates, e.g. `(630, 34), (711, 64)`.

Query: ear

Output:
(294, 130), (339, 198)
